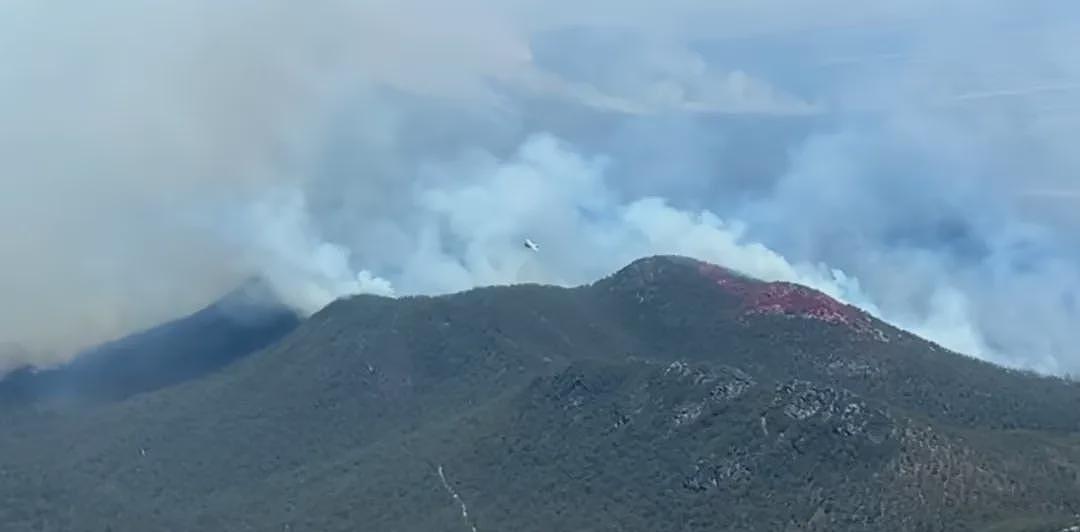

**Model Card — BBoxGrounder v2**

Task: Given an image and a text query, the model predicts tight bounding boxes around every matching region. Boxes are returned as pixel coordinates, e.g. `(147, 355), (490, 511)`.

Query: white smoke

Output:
(229, 187), (395, 312)
(3, 0), (1080, 375)
(332, 133), (990, 369)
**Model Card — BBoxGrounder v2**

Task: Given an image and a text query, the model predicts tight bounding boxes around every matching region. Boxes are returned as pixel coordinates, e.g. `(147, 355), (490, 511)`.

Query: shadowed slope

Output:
(0, 279), (300, 404)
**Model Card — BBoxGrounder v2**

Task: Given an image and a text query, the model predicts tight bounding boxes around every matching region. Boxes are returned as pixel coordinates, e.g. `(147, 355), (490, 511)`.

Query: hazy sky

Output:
(2, 0), (1079, 375)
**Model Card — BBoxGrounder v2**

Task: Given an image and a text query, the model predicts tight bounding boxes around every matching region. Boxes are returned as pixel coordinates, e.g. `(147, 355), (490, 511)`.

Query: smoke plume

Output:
(2, 0), (1079, 375)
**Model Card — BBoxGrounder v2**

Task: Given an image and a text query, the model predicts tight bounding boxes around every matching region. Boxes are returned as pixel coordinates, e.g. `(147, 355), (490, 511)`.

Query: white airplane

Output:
(523, 238), (540, 252)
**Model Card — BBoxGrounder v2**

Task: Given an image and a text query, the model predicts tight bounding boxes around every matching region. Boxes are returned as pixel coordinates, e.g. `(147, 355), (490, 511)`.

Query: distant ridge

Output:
(0, 277), (300, 404)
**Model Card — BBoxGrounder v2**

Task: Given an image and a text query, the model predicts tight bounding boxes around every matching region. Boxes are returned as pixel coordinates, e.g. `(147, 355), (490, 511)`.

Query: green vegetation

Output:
(0, 256), (1077, 531)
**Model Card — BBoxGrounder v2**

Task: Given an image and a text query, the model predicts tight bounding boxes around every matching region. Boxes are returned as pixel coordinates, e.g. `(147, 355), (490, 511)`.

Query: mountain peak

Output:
(609, 255), (882, 338)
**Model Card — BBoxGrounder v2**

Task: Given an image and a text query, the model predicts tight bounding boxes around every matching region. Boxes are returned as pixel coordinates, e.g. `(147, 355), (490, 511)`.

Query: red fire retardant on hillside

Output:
(696, 263), (883, 338)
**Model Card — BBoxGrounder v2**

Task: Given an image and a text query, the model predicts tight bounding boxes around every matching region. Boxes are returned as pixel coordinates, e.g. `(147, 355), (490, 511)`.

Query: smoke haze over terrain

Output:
(2, 0), (1079, 374)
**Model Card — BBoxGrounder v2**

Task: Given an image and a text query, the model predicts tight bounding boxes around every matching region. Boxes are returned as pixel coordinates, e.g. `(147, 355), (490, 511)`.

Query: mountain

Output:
(0, 256), (1077, 531)
(0, 278), (300, 404)
(0, 343), (36, 375)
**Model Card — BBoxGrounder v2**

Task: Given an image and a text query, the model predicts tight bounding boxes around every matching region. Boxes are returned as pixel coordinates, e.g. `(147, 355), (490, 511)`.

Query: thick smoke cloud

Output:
(2, 0), (1079, 375)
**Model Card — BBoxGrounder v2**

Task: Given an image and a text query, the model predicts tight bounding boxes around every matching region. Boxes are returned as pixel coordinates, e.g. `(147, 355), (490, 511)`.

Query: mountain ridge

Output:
(0, 255), (1077, 531)
(0, 277), (300, 404)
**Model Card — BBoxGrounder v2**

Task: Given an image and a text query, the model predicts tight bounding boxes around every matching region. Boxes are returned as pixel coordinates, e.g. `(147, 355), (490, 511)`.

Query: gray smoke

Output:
(2, 0), (1079, 375)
